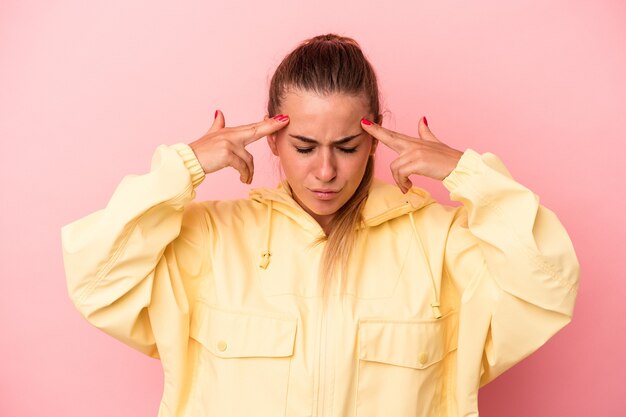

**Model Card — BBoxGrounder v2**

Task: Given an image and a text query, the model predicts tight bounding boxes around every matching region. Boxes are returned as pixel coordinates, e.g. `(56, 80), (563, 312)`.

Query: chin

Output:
(308, 200), (344, 216)
(312, 207), (339, 216)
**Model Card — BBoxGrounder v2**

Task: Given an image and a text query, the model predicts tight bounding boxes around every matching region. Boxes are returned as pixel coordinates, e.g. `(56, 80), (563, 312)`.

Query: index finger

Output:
(360, 118), (407, 153)
(236, 115), (290, 146)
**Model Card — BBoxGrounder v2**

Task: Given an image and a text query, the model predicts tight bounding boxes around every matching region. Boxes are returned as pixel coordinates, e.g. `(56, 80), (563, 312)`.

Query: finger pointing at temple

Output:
(238, 115), (291, 146)
(189, 113), (290, 183)
(359, 115), (463, 188)
(360, 117), (411, 153)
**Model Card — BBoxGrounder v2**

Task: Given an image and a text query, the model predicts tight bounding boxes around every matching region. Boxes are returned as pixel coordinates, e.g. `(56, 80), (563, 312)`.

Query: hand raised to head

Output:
(189, 111), (290, 184)
(360, 116), (463, 193)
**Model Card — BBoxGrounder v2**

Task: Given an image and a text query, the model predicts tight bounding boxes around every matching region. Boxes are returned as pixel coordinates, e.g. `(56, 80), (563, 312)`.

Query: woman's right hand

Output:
(189, 111), (290, 184)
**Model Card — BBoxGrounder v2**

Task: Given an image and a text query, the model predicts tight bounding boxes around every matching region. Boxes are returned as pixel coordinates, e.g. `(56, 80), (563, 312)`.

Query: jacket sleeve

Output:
(441, 148), (580, 388)
(61, 143), (207, 358)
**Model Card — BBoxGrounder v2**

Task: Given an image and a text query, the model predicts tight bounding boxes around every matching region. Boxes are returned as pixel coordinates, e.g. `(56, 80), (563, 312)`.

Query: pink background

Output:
(1, 0), (624, 415)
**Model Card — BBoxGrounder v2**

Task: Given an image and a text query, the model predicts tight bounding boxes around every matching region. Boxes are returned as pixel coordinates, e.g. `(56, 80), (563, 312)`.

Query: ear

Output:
(267, 134), (279, 156)
(263, 114), (281, 156)
(370, 138), (379, 155)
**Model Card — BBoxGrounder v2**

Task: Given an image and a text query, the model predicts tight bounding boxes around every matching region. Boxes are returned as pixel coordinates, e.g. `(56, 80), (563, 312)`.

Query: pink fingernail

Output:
(423, 116), (428, 127)
(214, 110), (219, 119)
(361, 118), (373, 125)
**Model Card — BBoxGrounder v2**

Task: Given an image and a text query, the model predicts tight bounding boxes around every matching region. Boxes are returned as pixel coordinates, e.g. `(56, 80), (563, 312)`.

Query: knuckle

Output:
(216, 137), (229, 149)
(248, 125), (259, 139)
(398, 165), (412, 177)
(407, 148), (421, 162)
(219, 147), (230, 160)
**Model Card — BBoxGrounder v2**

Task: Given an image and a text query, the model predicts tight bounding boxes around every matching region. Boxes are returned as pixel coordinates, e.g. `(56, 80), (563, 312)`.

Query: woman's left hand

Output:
(360, 116), (464, 193)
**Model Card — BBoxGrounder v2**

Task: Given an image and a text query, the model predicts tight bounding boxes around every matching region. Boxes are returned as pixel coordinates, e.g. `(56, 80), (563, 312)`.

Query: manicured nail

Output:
(423, 116), (428, 127)
(361, 118), (373, 125)
(273, 114), (286, 121)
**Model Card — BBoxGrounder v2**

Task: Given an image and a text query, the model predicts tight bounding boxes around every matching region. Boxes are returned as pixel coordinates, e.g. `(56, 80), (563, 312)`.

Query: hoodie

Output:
(61, 143), (579, 417)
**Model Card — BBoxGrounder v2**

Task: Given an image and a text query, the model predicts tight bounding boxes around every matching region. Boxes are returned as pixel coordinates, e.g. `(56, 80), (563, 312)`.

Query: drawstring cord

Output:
(409, 211), (443, 319)
(259, 200), (273, 269)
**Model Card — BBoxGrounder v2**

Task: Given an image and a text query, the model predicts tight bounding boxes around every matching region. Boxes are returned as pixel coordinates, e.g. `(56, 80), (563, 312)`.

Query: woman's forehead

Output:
(280, 90), (370, 135)
(281, 89), (369, 116)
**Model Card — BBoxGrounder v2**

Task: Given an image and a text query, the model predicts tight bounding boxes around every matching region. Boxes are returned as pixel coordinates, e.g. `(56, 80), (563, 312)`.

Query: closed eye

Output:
(339, 147), (358, 154)
(296, 146), (358, 154)
(295, 147), (314, 154)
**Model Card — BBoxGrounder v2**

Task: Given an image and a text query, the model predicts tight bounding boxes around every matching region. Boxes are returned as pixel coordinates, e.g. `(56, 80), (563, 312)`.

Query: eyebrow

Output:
(288, 133), (362, 145)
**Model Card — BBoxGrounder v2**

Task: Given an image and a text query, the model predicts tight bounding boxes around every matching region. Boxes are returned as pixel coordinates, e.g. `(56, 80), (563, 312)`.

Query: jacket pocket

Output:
(189, 301), (297, 417)
(356, 311), (458, 417)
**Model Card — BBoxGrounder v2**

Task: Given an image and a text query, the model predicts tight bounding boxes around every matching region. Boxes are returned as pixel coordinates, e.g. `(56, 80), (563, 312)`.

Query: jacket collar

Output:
(360, 179), (435, 227)
(249, 178), (435, 231)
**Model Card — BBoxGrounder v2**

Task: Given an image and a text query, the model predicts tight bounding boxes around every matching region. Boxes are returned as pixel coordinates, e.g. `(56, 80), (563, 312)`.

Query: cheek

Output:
(347, 152), (371, 176)
(280, 155), (309, 180)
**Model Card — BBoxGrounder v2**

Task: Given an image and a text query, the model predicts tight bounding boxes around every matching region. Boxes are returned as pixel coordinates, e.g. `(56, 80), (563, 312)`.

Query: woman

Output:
(61, 34), (579, 417)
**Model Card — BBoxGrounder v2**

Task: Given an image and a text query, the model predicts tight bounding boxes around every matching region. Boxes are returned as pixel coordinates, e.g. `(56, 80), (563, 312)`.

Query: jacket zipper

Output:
(317, 297), (327, 416)
(315, 266), (335, 416)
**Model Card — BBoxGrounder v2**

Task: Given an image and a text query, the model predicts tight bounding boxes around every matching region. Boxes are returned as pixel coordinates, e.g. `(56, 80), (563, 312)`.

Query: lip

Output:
(309, 188), (340, 200)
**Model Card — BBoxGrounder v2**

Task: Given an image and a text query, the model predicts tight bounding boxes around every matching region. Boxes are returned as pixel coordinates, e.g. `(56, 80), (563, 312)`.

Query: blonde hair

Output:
(267, 33), (382, 296)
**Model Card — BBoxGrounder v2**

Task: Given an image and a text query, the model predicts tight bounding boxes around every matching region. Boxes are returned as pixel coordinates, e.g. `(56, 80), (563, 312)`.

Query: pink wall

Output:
(1, 0), (624, 415)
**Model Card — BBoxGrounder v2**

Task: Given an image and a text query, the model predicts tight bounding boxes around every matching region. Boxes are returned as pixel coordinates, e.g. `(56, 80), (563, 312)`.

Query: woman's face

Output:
(267, 89), (378, 230)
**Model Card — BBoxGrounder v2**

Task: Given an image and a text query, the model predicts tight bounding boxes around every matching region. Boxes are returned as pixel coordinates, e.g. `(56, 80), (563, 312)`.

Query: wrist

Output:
(441, 150), (464, 182)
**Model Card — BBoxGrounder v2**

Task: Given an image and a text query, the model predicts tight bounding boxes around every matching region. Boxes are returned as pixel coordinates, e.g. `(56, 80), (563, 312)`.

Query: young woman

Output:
(62, 34), (579, 417)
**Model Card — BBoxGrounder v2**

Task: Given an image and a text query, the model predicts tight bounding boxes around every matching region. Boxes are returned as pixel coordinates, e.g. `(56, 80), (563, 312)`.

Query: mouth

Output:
(309, 188), (340, 200)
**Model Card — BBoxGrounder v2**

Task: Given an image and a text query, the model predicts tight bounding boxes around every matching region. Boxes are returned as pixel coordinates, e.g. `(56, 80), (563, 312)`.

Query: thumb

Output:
(206, 109), (225, 134)
(418, 116), (439, 142)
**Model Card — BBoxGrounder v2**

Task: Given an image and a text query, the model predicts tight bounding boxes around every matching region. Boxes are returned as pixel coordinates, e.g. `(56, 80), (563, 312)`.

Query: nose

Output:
(314, 148), (337, 182)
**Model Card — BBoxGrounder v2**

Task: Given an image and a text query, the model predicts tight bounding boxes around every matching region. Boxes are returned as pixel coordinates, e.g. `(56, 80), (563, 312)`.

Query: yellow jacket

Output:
(61, 143), (579, 417)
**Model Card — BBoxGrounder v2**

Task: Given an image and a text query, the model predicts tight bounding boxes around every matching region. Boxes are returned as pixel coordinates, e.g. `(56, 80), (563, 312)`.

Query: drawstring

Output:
(259, 201), (273, 269)
(409, 211), (442, 319)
